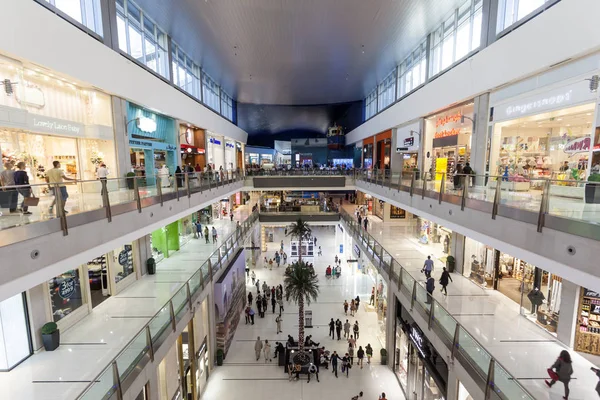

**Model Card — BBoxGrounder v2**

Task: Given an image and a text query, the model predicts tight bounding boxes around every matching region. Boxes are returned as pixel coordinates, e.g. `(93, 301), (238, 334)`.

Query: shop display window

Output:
(489, 103), (595, 188)
(48, 269), (85, 322)
(179, 216), (194, 247)
(416, 219), (452, 255)
(462, 238), (494, 287)
(390, 205), (407, 219)
(394, 325), (409, 392)
(112, 244), (135, 284)
(576, 288), (600, 355)
(458, 382), (474, 400)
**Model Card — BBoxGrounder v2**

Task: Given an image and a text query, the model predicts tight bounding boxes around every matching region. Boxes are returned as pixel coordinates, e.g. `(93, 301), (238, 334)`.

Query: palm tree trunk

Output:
(298, 294), (305, 353)
(297, 234), (302, 263)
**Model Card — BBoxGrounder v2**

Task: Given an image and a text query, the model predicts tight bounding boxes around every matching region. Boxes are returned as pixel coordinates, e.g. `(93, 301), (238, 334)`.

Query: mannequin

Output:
(527, 287), (545, 314)
(159, 165), (170, 188)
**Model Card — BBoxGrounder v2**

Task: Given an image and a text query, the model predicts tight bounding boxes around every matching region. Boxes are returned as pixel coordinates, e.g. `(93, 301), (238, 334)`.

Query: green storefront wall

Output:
(151, 221), (180, 258)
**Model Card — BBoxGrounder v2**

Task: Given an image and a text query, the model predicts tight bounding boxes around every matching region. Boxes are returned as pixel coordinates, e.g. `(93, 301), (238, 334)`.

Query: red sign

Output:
(436, 113), (462, 128)
(563, 136), (590, 154)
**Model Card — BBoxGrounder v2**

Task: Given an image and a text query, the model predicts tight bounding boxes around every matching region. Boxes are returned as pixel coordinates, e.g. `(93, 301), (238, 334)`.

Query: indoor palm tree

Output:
(284, 260), (320, 364)
(286, 218), (311, 262)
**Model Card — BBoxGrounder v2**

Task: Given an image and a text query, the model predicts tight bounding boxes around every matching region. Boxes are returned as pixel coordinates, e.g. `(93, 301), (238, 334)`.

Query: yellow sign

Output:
(435, 158), (448, 181)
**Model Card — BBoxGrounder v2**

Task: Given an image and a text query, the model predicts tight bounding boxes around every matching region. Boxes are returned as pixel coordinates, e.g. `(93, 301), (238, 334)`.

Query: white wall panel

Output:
(347, 0), (600, 144)
(0, 0), (247, 144)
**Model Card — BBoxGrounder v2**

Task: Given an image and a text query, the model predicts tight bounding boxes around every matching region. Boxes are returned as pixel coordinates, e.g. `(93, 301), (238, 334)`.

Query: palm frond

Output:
(286, 218), (312, 241)
(284, 261), (320, 306)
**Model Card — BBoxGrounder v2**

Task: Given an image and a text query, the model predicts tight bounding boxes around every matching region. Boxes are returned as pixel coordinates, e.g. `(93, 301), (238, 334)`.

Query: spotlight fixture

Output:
(587, 75), (599, 92)
(2, 79), (17, 96)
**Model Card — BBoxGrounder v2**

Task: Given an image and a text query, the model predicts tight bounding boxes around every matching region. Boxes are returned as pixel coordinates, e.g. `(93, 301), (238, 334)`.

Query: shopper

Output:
(422, 256), (434, 278)
(365, 344), (373, 364)
(251, 270), (256, 285)
(254, 337), (263, 361)
(343, 300), (349, 315)
(249, 307), (255, 324)
(263, 340), (272, 362)
(439, 267), (453, 295)
(0, 162), (18, 214)
(349, 299), (355, 316)
(257, 294), (263, 316)
(175, 166), (184, 188)
(271, 295), (276, 313)
(47, 161), (76, 215)
(276, 314), (282, 334)
(211, 226), (218, 243)
(248, 292), (253, 306)
(453, 163), (463, 190)
(342, 353), (350, 377)
(379, 393), (387, 400)
(204, 226), (210, 243)
(353, 321), (360, 339)
(370, 286), (375, 305)
(194, 220), (202, 239)
(278, 297), (284, 313)
(14, 162), (33, 215)
(425, 276), (435, 303)
(97, 162), (109, 195)
(331, 351), (341, 378)
(357, 346), (365, 369)
(335, 319), (342, 340)
(343, 319), (351, 338)
(244, 306), (250, 324)
(261, 296), (267, 317)
(545, 350), (573, 399)
(355, 295), (360, 312)
(329, 318), (335, 339)
(363, 217), (368, 231)
(347, 342), (355, 366)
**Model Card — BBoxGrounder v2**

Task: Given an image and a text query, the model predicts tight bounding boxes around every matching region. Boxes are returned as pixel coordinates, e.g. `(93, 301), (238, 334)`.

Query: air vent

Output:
(548, 58), (572, 69)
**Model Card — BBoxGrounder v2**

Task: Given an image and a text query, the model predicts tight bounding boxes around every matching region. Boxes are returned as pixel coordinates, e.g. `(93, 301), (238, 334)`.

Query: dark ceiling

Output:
(133, 0), (465, 105)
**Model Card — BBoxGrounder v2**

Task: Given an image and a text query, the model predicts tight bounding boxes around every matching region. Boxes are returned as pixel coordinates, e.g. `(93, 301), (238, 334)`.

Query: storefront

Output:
(0, 59), (116, 191)
(362, 138), (374, 169)
(127, 103), (178, 185)
(179, 123), (206, 169)
(415, 218), (452, 256)
(575, 288), (600, 356)
(376, 130), (392, 170)
(395, 120), (422, 173)
(206, 132), (225, 170)
(462, 237), (563, 335)
(193, 297), (211, 397)
(151, 221), (181, 261)
(224, 140), (236, 171)
(488, 78), (598, 198)
(424, 102), (474, 180)
(394, 302), (448, 400)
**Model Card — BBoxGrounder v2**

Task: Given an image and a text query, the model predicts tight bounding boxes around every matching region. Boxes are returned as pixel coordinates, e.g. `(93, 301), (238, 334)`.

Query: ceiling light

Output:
(557, 118), (563, 121)
(587, 113), (592, 116)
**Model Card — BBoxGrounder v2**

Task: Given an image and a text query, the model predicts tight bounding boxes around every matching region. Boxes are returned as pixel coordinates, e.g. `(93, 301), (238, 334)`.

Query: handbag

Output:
(23, 196), (40, 207)
(547, 368), (559, 381)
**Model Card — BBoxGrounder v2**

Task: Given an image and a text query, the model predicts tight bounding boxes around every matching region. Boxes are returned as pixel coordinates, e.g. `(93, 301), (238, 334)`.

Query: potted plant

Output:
(146, 257), (156, 275)
(126, 172), (136, 190)
(446, 255), (455, 273)
(41, 322), (60, 351)
(585, 173), (600, 204)
(413, 167), (420, 181)
(216, 348), (224, 366)
(380, 348), (387, 365)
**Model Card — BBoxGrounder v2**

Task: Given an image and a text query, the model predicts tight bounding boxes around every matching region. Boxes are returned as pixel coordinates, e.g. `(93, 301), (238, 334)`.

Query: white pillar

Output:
(556, 279), (580, 347)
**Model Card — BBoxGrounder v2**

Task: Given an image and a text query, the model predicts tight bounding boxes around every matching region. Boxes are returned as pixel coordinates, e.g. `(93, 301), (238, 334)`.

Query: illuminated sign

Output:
(505, 90), (573, 117)
(409, 325), (428, 358)
(563, 136), (590, 154)
(209, 137), (222, 145)
(185, 128), (192, 144)
(226, 142), (235, 149)
(403, 137), (414, 147)
(436, 113), (462, 128)
(434, 128), (461, 139)
(137, 116), (157, 133)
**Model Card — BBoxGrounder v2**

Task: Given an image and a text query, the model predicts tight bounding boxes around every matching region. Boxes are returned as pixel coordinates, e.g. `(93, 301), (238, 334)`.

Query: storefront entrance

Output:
(415, 218), (452, 256)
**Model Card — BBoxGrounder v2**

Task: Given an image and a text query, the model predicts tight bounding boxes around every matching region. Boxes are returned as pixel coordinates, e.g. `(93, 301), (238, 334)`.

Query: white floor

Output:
(0, 205), (248, 400)
(342, 203), (600, 400)
(202, 226), (405, 400)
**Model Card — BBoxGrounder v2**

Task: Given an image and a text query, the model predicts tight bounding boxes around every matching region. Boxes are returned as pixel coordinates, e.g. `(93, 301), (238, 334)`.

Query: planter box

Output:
(585, 183), (600, 204)
(42, 330), (60, 351)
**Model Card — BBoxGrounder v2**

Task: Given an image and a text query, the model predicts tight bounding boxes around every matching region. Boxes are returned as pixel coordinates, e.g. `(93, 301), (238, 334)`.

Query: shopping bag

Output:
(23, 197), (40, 207)
(547, 368), (559, 381)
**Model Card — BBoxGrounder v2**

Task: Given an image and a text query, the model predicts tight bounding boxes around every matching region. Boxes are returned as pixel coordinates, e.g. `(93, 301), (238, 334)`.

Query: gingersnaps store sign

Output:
(492, 80), (596, 123)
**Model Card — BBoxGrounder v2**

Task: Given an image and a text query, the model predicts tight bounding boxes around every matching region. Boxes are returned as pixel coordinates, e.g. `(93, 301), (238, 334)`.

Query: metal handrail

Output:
(75, 210), (259, 399)
(338, 209), (535, 400)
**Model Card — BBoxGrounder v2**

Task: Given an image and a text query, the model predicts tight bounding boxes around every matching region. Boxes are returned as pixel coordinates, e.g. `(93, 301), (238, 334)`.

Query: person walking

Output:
(249, 307), (255, 325)
(342, 353), (350, 377)
(335, 318), (342, 340)
(262, 281), (269, 294)
(353, 321), (360, 340)
(254, 337), (263, 361)
(331, 351), (341, 378)
(251, 270), (256, 285)
(355, 295), (361, 312)
(363, 217), (368, 231)
(263, 340), (272, 362)
(276, 314), (282, 334)
(268, 258), (273, 270)
(357, 346), (365, 369)
(348, 335), (356, 365)
(46, 161), (76, 215)
(194, 220), (202, 239)
(255, 279), (260, 294)
(365, 344), (373, 364)
(379, 393), (387, 400)
(283, 252), (287, 264)
(271, 295), (276, 313)
(212, 226), (218, 243)
(350, 299), (356, 317)
(422, 256), (434, 278)
(244, 306), (250, 324)
(248, 292), (253, 306)
(439, 267), (453, 295)
(426, 276), (435, 303)
(343, 300), (349, 315)
(545, 350), (573, 399)
(344, 319), (351, 338)
(14, 162), (33, 215)
(370, 286), (375, 305)
(204, 226), (210, 243)
(257, 293), (263, 315)
(0, 162), (18, 214)
(329, 318), (335, 339)
(261, 296), (267, 317)
(278, 297), (284, 313)
(591, 366), (600, 397)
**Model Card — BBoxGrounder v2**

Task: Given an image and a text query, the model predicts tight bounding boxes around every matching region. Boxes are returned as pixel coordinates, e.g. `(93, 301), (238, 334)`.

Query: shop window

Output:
(390, 205), (406, 219)
(0, 293), (32, 370)
(116, 0), (169, 79)
(112, 244), (135, 285)
(496, 0), (552, 33)
(42, 0), (103, 36)
(48, 269), (85, 322)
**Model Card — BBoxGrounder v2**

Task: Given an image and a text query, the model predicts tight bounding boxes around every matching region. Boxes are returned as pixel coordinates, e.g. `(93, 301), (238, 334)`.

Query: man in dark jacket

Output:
(329, 318), (335, 339)
(335, 319), (342, 340)
(439, 267), (453, 295)
(425, 277), (435, 303)
(330, 351), (341, 378)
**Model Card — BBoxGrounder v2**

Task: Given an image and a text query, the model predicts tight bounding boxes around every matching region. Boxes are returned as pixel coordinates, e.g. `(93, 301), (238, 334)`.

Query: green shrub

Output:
(380, 348), (387, 356)
(126, 172), (135, 177)
(588, 173), (600, 183)
(447, 255), (455, 263)
(41, 322), (58, 335)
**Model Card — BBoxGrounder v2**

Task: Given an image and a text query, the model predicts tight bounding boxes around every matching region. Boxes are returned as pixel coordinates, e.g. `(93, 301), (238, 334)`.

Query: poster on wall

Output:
(214, 249), (246, 357)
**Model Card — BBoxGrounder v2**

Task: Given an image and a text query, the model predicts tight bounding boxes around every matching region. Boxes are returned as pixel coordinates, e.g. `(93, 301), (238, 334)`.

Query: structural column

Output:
(556, 279), (580, 347)
(112, 97), (130, 186)
(451, 232), (465, 275)
(470, 93), (491, 186)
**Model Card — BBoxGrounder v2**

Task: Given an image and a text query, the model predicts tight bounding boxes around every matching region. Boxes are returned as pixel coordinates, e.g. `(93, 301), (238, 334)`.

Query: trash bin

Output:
(146, 257), (156, 275)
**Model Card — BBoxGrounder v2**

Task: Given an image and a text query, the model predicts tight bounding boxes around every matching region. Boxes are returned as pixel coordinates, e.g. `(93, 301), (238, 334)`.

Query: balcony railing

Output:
(76, 210), (259, 400)
(339, 209), (534, 400)
(0, 171), (243, 247)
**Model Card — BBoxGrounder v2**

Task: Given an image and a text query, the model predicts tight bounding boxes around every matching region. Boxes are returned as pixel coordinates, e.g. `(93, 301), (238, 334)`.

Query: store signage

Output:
(434, 128), (461, 139)
(339, 244), (344, 254)
(58, 277), (76, 299)
(353, 244), (361, 257)
(118, 250), (129, 266)
(137, 116), (157, 133)
(226, 142), (235, 149)
(395, 120), (421, 153)
(30, 116), (82, 135)
(198, 148), (206, 154)
(409, 324), (428, 358)
(129, 139), (153, 148)
(403, 137), (414, 147)
(185, 128), (192, 144)
(436, 113), (462, 128)
(493, 81), (596, 122)
(563, 136), (591, 154)
(166, 144), (177, 151)
(209, 137), (222, 145)
(584, 288), (600, 298)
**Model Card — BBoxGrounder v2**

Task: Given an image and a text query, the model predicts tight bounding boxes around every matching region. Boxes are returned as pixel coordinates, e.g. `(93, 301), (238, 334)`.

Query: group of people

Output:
(192, 221), (219, 244)
(245, 282), (284, 325)
(327, 342), (374, 378)
(343, 297), (361, 317)
(263, 250), (287, 269)
(421, 255), (454, 299)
